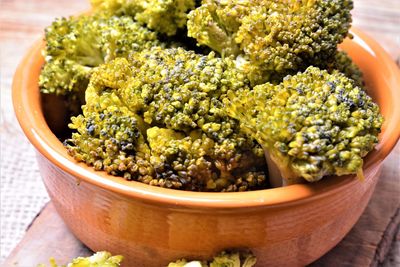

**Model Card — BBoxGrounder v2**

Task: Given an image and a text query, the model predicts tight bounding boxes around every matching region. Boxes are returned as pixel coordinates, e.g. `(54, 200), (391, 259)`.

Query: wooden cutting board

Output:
(2, 143), (399, 267)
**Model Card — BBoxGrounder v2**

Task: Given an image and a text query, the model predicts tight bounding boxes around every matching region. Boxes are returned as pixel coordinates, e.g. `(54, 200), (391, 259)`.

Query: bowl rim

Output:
(12, 27), (400, 209)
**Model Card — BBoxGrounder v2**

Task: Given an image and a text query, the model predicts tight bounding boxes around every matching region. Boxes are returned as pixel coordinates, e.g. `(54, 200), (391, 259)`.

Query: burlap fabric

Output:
(0, 89), (49, 262)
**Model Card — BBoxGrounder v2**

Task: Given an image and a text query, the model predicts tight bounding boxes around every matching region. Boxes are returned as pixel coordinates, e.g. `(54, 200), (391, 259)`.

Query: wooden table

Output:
(1, 0), (399, 266)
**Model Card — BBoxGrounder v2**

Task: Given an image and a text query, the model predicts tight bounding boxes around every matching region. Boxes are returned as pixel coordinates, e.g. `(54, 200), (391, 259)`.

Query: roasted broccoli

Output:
(43, 0), (382, 190)
(225, 67), (382, 185)
(169, 251), (257, 267)
(91, 0), (196, 36)
(66, 50), (268, 191)
(38, 251), (123, 267)
(65, 58), (155, 183)
(39, 14), (159, 97)
(39, 251), (255, 267)
(321, 50), (364, 87)
(267, 49), (365, 86)
(146, 127), (266, 191)
(187, 0), (353, 84)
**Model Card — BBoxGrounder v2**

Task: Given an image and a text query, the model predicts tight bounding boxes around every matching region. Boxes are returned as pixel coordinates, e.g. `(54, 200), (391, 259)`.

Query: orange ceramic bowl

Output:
(13, 28), (400, 267)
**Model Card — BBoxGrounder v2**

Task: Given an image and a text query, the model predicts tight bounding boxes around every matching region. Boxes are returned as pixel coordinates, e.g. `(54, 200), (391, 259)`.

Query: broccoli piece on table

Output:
(265, 49), (365, 86)
(168, 251), (257, 267)
(187, 0), (353, 84)
(39, 14), (159, 97)
(225, 66), (382, 185)
(38, 251), (123, 267)
(66, 50), (268, 191)
(91, 0), (196, 36)
(39, 251), (255, 267)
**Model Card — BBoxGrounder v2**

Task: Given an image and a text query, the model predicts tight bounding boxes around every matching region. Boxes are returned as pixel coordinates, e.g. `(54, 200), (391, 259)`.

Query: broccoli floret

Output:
(320, 50), (364, 87)
(66, 50), (268, 191)
(266, 50), (365, 87)
(188, 0), (353, 84)
(147, 127), (266, 191)
(125, 47), (247, 134)
(126, 47), (267, 191)
(39, 14), (159, 97)
(262, 50), (365, 86)
(225, 66), (382, 185)
(66, 108), (155, 181)
(39, 251), (255, 267)
(168, 251), (257, 267)
(38, 251), (123, 267)
(91, 0), (196, 36)
(65, 58), (155, 182)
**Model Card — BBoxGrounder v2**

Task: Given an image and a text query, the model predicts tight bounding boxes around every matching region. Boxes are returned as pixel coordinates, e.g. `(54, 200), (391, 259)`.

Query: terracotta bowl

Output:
(13, 28), (400, 267)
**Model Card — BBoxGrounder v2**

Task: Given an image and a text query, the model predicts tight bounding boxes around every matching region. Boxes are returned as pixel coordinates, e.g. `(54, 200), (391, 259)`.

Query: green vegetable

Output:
(321, 50), (364, 87)
(65, 49), (268, 191)
(41, 0), (381, 190)
(91, 0), (196, 36)
(187, 0), (353, 84)
(65, 57), (154, 183)
(39, 13), (159, 97)
(225, 66), (383, 184)
(39, 251), (255, 267)
(38, 251), (123, 267)
(168, 251), (257, 267)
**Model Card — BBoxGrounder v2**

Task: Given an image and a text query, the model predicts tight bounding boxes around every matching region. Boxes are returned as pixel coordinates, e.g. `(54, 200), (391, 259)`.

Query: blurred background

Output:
(0, 0), (399, 264)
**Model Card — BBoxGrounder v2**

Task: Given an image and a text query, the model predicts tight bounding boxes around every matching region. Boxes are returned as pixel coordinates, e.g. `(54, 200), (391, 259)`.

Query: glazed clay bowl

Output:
(13, 28), (400, 267)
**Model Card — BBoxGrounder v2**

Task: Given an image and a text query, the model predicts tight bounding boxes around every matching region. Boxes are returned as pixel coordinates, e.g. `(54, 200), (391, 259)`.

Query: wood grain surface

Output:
(310, 143), (400, 267)
(0, 0), (399, 266)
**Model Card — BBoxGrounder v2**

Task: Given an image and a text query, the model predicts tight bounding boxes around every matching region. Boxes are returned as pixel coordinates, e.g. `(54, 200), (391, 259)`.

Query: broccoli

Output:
(147, 127), (266, 191)
(38, 251), (123, 267)
(90, 0), (196, 36)
(39, 14), (160, 97)
(65, 58), (155, 183)
(321, 50), (364, 87)
(38, 251), (255, 267)
(225, 67), (382, 185)
(45, 0), (382, 191)
(264, 50), (365, 86)
(66, 49), (268, 191)
(187, 0), (353, 84)
(169, 251), (257, 267)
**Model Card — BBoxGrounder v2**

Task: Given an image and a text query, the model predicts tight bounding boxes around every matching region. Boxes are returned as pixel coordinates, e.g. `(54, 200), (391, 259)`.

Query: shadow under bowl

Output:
(12, 28), (400, 266)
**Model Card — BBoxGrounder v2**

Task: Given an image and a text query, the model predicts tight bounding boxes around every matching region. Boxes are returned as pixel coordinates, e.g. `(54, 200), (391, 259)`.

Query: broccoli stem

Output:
(263, 149), (303, 187)
(263, 149), (284, 187)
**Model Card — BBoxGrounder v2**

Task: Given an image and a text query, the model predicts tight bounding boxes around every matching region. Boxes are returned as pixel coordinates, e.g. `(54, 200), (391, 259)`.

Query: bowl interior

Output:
(12, 28), (400, 209)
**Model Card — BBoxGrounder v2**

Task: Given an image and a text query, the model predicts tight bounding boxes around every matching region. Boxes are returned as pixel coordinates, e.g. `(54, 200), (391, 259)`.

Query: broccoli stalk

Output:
(225, 66), (383, 186)
(263, 150), (302, 187)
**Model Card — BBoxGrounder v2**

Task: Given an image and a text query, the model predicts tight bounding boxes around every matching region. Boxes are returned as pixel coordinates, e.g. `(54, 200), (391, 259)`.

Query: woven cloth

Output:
(0, 86), (49, 262)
